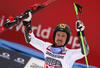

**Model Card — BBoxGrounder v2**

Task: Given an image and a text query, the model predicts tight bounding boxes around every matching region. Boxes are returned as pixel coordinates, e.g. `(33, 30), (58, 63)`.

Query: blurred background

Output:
(0, 0), (99, 68)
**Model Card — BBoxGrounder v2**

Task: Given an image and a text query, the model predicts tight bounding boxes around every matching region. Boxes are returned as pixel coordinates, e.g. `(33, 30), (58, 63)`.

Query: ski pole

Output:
(73, 3), (89, 68)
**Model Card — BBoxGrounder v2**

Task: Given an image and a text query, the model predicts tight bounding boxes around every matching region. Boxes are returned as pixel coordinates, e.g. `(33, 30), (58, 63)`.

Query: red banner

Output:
(0, 0), (99, 67)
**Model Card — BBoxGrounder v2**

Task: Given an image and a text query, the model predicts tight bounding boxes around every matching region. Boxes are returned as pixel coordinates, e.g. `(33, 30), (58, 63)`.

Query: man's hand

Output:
(76, 20), (85, 36)
(22, 10), (32, 27)
(76, 20), (85, 32)
(23, 10), (32, 22)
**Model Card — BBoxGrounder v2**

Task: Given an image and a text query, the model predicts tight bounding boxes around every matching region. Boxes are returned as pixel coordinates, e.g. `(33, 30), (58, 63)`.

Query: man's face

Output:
(55, 31), (67, 47)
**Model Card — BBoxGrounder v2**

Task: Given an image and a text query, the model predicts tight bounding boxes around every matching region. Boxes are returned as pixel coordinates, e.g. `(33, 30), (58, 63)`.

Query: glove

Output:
(22, 10), (32, 27)
(76, 20), (85, 36)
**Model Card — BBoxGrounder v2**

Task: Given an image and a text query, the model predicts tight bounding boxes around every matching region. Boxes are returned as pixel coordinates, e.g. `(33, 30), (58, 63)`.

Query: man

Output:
(22, 11), (89, 68)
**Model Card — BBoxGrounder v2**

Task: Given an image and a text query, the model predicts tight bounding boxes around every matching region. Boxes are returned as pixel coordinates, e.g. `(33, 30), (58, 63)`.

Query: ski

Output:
(0, 0), (57, 34)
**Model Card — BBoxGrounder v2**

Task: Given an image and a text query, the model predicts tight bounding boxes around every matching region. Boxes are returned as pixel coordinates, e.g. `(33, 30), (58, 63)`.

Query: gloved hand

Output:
(22, 10), (32, 27)
(76, 20), (85, 36)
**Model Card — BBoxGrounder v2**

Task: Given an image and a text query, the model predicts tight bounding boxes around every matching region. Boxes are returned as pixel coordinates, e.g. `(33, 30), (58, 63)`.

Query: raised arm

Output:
(76, 20), (89, 55)
(22, 11), (52, 52)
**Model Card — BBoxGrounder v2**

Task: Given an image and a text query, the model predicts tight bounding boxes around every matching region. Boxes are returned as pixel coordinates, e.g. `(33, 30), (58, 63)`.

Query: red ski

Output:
(0, 0), (57, 34)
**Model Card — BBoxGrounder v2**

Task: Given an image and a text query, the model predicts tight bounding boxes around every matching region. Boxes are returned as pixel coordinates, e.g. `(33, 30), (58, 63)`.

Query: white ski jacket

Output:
(29, 32), (84, 68)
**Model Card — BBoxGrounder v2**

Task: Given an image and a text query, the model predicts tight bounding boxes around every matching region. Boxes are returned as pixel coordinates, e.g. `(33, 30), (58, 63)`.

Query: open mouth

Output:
(57, 40), (62, 43)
